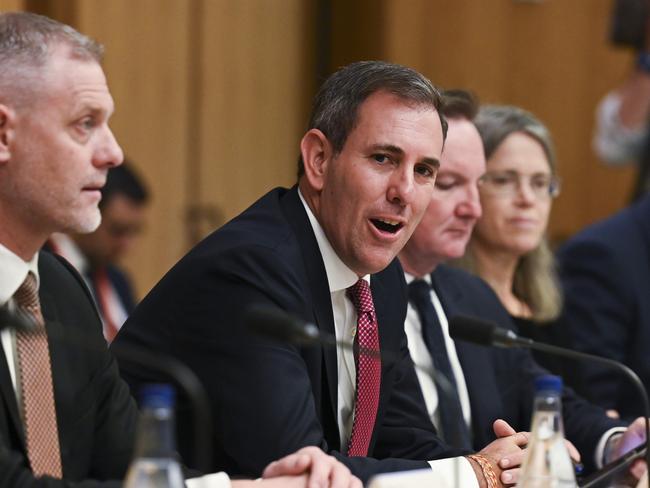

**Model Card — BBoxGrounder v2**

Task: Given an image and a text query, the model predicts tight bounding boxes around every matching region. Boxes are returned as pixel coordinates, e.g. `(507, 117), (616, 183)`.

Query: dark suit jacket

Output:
(557, 194), (650, 419)
(0, 251), (137, 487)
(429, 264), (624, 473)
(112, 186), (464, 483)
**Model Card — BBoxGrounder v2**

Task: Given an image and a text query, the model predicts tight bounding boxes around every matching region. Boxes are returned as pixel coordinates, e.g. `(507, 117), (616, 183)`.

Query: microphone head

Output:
(448, 315), (499, 346)
(0, 304), (40, 333)
(244, 304), (318, 345)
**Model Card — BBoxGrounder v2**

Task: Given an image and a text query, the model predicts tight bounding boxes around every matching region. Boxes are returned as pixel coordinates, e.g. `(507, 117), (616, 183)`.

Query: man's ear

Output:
(299, 128), (334, 192)
(0, 104), (15, 165)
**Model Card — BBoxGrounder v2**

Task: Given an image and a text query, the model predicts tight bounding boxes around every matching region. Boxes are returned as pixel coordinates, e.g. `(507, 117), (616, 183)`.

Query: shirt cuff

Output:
(428, 456), (478, 488)
(595, 427), (627, 469)
(186, 471), (232, 488)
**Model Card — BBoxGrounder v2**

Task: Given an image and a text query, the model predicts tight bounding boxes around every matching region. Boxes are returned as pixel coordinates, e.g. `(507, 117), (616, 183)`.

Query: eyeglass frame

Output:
(477, 170), (561, 199)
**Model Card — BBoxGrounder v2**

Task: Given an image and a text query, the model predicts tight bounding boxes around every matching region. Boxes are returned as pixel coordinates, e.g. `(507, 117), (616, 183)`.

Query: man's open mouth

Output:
(371, 218), (404, 234)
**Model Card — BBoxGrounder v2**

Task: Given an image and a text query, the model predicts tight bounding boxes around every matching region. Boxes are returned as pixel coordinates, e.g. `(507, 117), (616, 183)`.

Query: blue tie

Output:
(408, 279), (472, 449)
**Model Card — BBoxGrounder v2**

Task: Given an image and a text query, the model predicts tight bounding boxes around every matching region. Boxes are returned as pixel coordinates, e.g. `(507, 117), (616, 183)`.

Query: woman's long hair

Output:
(455, 105), (563, 322)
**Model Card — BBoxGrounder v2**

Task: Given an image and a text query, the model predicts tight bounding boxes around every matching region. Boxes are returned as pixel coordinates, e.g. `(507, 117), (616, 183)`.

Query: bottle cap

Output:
(139, 383), (175, 409)
(534, 374), (562, 393)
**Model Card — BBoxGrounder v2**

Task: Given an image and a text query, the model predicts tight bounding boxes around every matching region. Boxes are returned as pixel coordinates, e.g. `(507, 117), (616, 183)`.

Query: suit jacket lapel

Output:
(281, 187), (339, 429)
(369, 274), (388, 396)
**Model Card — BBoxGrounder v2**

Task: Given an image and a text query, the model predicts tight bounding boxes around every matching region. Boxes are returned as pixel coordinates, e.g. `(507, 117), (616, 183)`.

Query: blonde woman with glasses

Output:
(454, 105), (567, 373)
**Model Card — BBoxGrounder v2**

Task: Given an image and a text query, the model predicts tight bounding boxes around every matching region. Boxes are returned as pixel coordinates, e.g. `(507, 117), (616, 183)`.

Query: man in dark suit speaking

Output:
(0, 11), (361, 488)
(114, 61), (529, 486)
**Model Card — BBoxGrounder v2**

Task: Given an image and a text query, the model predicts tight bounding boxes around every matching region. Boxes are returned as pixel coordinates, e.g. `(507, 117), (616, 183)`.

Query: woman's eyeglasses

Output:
(478, 170), (561, 199)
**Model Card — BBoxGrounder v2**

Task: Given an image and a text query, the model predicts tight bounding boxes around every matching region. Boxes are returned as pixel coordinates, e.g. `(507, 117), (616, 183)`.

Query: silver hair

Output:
(474, 105), (557, 175)
(0, 12), (103, 106)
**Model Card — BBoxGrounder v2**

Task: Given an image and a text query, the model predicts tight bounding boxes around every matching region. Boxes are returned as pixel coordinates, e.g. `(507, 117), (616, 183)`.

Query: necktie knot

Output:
(347, 279), (374, 314)
(14, 273), (43, 328)
(408, 279), (431, 306)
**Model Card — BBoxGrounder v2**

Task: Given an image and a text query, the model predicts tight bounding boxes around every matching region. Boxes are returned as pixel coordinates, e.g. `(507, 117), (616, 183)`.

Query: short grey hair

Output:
(0, 12), (103, 106)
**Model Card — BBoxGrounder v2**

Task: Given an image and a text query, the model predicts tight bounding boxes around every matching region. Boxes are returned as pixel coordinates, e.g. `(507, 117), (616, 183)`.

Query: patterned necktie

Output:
(346, 278), (381, 457)
(14, 272), (63, 478)
(408, 279), (472, 449)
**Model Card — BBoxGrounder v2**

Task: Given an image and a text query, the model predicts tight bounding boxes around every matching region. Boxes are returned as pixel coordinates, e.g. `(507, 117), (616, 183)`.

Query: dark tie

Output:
(346, 278), (381, 457)
(408, 279), (472, 449)
(14, 272), (63, 478)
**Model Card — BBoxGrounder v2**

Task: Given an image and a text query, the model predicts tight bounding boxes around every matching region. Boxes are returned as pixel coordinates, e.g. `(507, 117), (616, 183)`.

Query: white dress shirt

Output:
(298, 191), (477, 487)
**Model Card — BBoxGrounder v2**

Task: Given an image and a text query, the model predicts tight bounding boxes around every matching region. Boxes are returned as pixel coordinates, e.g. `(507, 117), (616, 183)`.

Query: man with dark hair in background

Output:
(114, 60), (530, 487)
(48, 161), (149, 341)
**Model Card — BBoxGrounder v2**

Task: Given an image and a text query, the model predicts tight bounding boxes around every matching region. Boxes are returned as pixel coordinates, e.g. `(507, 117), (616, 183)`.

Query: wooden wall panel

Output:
(4, 2), (315, 298)
(24, 0), (630, 291)
(74, 0), (192, 297)
(332, 0), (637, 242)
(68, 0), (314, 298)
(0, 0), (25, 10)
(389, 0), (637, 241)
(194, 0), (313, 230)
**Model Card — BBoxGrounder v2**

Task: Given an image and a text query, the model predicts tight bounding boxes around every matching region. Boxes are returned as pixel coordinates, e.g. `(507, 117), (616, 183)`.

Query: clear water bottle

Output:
(517, 375), (577, 488)
(124, 384), (186, 488)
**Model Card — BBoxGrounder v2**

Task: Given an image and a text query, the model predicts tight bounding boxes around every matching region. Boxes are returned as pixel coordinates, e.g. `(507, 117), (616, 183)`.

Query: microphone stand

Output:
(450, 315), (650, 488)
(111, 343), (213, 474)
(0, 305), (213, 473)
(517, 338), (650, 488)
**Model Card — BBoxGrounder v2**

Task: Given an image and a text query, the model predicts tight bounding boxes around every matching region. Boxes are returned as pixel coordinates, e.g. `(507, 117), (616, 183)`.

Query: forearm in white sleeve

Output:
(595, 427), (627, 469)
(428, 456), (479, 488)
(186, 472), (232, 488)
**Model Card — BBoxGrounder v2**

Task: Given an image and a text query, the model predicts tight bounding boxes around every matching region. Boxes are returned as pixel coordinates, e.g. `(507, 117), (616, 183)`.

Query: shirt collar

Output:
(0, 243), (40, 306)
(298, 189), (369, 292)
(404, 271), (432, 286)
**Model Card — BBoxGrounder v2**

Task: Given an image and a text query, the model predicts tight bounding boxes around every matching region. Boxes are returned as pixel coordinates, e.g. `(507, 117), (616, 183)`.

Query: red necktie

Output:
(14, 272), (63, 478)
(346, 278), (381, 457)
(93, 268), (120, 342)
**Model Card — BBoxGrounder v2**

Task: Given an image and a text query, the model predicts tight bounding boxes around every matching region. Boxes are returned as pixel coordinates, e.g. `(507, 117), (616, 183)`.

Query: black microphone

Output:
(0, 303), (39, 333)
(245, 305), (323, 345)
(0, 303), (213, 473)
(244, 304), (464, 447)
(449, 314), (650, 488)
